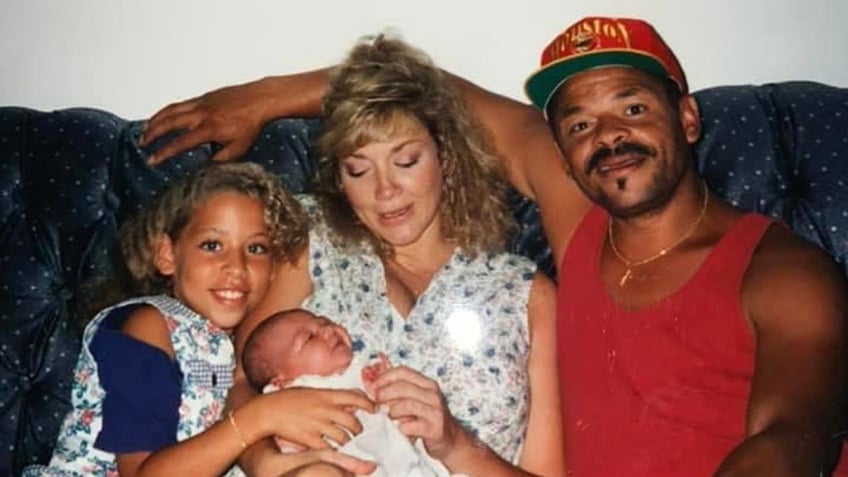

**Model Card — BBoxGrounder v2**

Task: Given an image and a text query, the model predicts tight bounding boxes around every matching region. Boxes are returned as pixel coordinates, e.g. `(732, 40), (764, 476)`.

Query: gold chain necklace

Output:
(608, 182), (709, 286)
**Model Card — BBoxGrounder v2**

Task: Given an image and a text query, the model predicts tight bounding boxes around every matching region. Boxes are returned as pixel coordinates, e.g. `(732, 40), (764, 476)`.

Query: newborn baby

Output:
(242, 309), (450, 477)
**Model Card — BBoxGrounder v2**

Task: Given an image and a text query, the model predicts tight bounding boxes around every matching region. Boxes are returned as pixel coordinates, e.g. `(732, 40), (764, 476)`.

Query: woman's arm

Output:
(234, 245), (314, 355)
(519, 272), (565, 476)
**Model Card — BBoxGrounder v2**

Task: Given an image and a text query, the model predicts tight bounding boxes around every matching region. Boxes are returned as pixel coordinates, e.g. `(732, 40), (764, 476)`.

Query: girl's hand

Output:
(370, 365), (466, 460)
(255, 387), (375, 450)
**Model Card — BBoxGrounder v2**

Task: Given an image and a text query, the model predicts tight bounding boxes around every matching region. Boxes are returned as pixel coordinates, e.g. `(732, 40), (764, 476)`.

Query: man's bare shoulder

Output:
(744, 221), (847, 331)
(748, 222), (843, 285)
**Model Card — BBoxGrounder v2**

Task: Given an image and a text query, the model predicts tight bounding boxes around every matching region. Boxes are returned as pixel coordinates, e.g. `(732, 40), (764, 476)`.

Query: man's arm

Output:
(141, 69), (330, 164)
(446, 74), (590, 268)
(715, 226), (848, 476)
(142, 69), (590, 265)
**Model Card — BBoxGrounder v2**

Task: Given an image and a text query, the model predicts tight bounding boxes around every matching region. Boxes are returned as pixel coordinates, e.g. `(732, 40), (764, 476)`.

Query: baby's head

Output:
(242, 309), (354, 390)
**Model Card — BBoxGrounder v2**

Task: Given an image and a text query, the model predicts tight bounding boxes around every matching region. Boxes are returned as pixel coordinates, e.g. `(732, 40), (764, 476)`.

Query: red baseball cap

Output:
(525, 17), (688, 113)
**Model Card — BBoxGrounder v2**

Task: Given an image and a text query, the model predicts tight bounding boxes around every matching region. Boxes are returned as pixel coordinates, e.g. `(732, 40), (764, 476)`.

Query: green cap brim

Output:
(525, 51), (670, 112)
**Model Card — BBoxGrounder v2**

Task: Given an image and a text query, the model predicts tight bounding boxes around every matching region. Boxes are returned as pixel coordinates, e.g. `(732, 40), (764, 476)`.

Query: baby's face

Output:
(276, 311), (353, 379)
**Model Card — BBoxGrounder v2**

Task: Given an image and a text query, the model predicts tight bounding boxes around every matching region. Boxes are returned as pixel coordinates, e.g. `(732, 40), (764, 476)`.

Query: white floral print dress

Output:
(299, 196), (535, 463)
(23, 295), (244, 477)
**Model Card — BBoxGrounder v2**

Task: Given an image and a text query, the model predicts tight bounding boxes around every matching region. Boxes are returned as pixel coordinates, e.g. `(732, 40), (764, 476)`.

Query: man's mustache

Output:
(586, 142), (656, 175)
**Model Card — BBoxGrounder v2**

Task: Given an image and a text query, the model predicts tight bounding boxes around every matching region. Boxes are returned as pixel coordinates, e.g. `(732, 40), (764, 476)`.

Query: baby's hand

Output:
(361, 353), (391, 397)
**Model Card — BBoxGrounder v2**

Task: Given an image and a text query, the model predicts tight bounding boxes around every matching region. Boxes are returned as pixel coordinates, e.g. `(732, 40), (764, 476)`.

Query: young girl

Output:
(23, 162), (374, 477)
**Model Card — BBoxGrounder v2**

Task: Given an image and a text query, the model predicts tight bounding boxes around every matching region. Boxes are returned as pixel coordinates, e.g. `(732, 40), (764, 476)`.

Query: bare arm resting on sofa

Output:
(140, 69), (591, 270)
(140, 59), (847, 476)
(142, 69), (329, 165)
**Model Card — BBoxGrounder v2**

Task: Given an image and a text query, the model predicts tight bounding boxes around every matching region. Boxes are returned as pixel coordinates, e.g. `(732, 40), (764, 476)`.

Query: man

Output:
(141, 17), (847, 476)
(518, 18), (847, 477)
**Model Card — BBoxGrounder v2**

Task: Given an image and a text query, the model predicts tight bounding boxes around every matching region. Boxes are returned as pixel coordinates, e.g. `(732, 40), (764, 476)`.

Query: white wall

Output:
(2, 0), (847, 119)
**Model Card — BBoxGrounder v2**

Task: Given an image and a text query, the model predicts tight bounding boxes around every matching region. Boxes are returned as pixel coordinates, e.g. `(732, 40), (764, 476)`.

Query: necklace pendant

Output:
(619, 268), (633, 286)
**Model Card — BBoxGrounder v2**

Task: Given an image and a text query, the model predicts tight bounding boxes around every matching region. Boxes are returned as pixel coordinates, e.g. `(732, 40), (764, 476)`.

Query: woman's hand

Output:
(370, 365), (466, 460)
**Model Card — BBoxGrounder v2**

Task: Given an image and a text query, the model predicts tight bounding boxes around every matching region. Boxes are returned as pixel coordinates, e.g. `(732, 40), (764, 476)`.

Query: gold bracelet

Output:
(227, 411), (248, 449)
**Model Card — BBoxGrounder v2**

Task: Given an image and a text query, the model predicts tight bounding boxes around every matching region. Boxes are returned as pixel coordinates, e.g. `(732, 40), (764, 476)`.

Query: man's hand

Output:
(141, 69), (330, 165)
(141, 79), (275, 165)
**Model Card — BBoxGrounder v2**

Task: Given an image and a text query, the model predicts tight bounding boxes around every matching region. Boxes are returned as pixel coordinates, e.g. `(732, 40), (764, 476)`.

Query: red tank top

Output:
(558, 207), (770, 476)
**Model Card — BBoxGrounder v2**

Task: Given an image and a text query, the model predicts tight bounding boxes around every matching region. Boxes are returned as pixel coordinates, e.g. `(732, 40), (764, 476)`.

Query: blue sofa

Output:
(1, 81), (847, 476)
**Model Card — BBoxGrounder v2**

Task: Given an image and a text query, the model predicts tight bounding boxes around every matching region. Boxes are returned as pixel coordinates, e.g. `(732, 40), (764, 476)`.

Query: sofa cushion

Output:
(695, 81), (848, 275)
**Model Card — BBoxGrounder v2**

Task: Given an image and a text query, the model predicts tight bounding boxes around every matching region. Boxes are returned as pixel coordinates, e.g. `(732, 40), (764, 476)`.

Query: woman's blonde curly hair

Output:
(120, 162), (308, 296)
(315, 34), (515, 256)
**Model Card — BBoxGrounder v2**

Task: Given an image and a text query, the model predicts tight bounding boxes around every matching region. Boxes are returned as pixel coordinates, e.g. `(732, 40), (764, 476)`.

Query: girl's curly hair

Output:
(120, 162), (308, 296)
(78, 162), (308, 323)
(314, 34), (515, 256)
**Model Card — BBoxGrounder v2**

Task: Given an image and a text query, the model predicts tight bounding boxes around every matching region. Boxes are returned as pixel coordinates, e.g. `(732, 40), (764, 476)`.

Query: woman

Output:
(232, 35), (563, 477)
